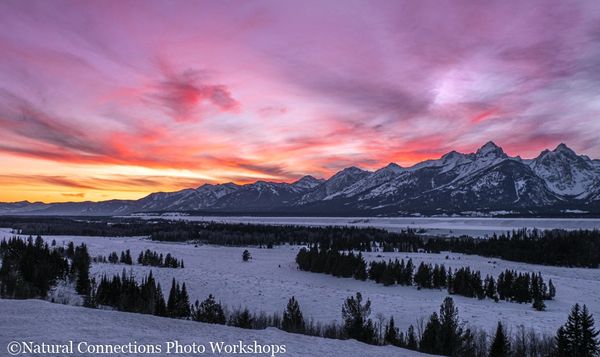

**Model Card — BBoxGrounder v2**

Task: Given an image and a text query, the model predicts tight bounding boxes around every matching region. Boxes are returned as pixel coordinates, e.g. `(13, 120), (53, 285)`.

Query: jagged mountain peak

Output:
(476, 141), (506, 158)
(381, 162), (404, 173)
(337, 166), (367, 175)
(291, 175), (324, 190)
(440, 150), (469, 163)
(530, 143), (597, 197)
(554, 142), (574, 153)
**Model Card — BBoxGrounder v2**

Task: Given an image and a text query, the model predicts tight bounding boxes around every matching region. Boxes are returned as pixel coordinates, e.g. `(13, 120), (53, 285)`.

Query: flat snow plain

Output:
(0, 299), (428, 357)
(2, 227), (599, 337)
(130, 215), (600, 237)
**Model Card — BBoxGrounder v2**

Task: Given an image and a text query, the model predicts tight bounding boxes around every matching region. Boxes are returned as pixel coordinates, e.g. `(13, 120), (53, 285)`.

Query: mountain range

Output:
(2, 142), (600, 216)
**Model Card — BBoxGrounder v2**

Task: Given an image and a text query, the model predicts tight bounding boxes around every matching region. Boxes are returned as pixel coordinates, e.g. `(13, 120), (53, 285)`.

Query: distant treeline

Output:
(296, 247), (555, 310)
(152, 223), (431, 251)
(1, 216), (198, 237)
(437, 228), (600, 268)
(3, 216), (600, 267)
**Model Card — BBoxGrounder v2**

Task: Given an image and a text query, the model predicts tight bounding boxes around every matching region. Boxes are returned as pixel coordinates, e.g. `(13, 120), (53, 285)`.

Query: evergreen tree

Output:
(242, 250), (251, 262)
(231, 308), (253, 329)
(73, 244), (91, 296)
(177, 282), (191, 318)
(66, 241), (75, 258)
(420, 312), (441, 354)
(489, 321), (510, 357)
(167, 278), (179, 317)
(191, 294), (225, 324)
(555, 326), (570, 357)
(282, 296), (305, 333)
(581, 305), (600, 356)
(405, 325), (418, 350)
(533, 296), (546, 311)
(154, 283), (167, 317)
(438, 297), (464, 356)
(383, 316), (399, 346)
(353, 253), (367, 281)
(341, 292), (376, 344)
(549, 279), (556, 300)
(555, 303), (600, 356)
(381, 261), (395, 286)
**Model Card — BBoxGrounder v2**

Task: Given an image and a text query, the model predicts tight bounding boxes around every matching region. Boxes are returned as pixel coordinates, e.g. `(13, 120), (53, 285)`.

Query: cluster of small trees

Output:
(106, 250), (133, 265)
(295, 248), (368, 279)
(138, 249), (184, 268)
(0, 237), (90, 299)
(100, 249), (184, 268)
(297, 248), (554, 310)
(94, 270), (167, 314)
(496, 270), (555, 309)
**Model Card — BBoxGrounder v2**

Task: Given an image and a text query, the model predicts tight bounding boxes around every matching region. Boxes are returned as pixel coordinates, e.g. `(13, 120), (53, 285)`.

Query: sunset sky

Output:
(1, 0), (600, 203)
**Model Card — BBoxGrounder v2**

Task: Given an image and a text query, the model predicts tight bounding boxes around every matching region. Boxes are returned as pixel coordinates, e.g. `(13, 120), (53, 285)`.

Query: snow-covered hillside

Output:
(0, 299), (426, 357)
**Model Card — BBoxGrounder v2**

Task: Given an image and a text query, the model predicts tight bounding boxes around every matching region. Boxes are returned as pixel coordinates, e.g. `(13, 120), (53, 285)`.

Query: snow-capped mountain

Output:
(136, 183), (240, 211)
(210, 179), (319, 210)
(528, 144), (599, 198)
(297, 166), (371, 204)
(2, 142), (599, 216)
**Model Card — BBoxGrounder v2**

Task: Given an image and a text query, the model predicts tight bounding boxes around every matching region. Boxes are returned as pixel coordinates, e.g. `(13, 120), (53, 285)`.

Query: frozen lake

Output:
(130, 215), (600, 237)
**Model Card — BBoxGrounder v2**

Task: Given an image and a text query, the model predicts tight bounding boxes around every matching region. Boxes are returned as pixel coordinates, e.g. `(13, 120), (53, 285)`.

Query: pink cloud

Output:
(0, 0), (599, 195)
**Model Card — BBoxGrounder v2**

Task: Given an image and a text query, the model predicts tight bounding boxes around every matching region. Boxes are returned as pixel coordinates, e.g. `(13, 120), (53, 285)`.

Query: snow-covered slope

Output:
(0, 299), (425, 357)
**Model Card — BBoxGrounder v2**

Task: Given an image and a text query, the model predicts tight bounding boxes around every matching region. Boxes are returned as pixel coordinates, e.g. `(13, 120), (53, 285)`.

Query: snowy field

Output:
(0, 299), (427, 357)
(129, 215), (600, 237)
(2, 227), (599, 338)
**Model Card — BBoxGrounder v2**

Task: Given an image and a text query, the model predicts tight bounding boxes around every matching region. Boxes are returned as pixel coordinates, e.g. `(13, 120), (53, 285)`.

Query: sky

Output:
(1, 0), (600, 203)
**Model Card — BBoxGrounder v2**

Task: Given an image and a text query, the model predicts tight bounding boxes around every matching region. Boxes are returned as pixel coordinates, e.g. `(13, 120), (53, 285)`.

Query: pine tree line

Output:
(296, 247), (555, 310)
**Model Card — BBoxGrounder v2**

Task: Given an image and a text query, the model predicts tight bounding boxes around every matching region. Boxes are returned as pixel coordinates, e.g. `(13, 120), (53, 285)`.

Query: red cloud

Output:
(151, 69), (239, 122)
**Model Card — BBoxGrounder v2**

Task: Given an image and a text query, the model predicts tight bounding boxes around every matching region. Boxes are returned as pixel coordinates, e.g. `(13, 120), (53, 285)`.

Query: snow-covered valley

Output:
(2, 227), (598, 339)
